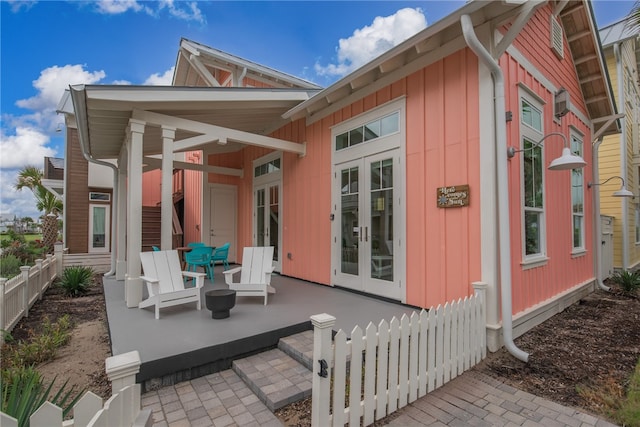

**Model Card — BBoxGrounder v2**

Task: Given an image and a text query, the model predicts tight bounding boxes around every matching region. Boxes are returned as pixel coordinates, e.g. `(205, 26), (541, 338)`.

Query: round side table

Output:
(205, 290), (236, 319)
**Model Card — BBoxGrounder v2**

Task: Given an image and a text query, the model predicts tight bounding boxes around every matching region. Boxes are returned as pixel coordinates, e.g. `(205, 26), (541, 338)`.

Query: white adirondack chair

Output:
(139, 249), (205, 319)
(223, 246), (275, 305)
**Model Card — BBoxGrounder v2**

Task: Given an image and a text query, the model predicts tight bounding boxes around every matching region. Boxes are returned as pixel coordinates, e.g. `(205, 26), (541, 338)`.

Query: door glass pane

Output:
(370, 159), (393, 281)
(256, 189), (265, 247)
(92, 206), (106, 249)
(269, 185), (279, 261)
(341, 166), (359, 275)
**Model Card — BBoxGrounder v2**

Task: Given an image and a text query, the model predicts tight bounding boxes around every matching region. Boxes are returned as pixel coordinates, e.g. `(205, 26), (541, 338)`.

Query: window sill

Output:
(521, 256), (549, 270)
(571, 249), (587, 258)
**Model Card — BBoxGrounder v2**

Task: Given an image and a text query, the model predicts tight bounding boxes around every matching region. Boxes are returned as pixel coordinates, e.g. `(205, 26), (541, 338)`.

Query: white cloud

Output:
(315, 8), (427, 78)
(112, 79), (132, 85)
(6, 0), (37, 13)
(95, 0), (204, 23)
(0, 127), (56, 170)
(144, 67), (175, 85)
(95, 0), (143, 14)
(0, 168), (40, 219)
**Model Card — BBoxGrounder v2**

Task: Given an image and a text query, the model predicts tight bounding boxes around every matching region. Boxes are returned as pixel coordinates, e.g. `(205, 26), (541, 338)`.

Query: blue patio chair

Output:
(184, 246), (214, 282)
(152, 246), (160, 251)
(211, 242), (231, 271)
(188, 242), (206, 248)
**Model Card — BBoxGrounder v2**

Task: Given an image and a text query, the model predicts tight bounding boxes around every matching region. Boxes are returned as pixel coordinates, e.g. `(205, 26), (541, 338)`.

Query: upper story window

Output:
(335, 112), (399, 151)
(520, 96), (546, 260)
(570, 133), (584, 251)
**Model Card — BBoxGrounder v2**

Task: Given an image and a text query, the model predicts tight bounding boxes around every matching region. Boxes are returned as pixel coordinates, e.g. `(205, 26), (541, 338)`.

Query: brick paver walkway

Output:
(142, 369), (619, 427)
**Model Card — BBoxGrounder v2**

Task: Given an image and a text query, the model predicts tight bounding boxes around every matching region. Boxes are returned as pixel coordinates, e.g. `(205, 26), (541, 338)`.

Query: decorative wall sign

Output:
(437, 185), (470, 208)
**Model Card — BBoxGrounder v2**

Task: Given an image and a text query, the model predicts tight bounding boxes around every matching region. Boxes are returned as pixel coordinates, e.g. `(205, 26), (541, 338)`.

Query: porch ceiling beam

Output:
(186, 52), (221, 87)
(592, 113), (624, 141)
(143, 156), (243, 176)
(173, 134), (220, 152)
(586, 95), (609, 104)
(554, 0), (570, 16)
(132, 109), (306, 156)
(567, 29), (591, 43)
(580, 73), (602, 84)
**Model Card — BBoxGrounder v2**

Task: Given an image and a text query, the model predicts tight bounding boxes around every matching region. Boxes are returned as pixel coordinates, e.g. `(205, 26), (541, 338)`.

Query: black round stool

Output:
(205, 289), (237, 319)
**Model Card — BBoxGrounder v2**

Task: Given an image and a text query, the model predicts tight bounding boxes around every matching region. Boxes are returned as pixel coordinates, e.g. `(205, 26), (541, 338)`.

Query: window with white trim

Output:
(335, 112), (399, 151)
(570, 134), (584, 251)
(521, 97), (546, 259)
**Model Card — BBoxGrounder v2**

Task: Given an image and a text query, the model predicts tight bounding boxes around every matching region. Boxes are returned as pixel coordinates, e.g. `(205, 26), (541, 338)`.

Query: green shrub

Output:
(611, 270), (640, 293)
(0, 254), (23, 279)
(57, 266), (94, 297)
(5, 316), (73, 367)
(1, 366), (84, 427)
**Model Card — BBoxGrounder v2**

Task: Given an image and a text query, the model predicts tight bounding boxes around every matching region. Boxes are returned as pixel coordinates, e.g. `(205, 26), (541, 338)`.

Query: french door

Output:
(333, 150), (402, 300)
(254, 182), (280, 271)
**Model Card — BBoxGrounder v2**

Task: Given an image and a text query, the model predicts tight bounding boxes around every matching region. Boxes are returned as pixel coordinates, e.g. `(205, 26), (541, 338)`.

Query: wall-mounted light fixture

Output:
(506, 132), (586, 171)
(588, 176), (634, 198)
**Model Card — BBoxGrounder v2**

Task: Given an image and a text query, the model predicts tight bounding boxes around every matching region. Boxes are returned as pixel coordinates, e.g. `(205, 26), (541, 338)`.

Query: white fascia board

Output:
(143, 156), (243, 176)
(84, 86), (313, 104)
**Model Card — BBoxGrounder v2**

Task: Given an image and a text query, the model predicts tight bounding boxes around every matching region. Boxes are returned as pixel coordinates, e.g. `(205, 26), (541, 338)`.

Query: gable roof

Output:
(284, 0), (618, 136)
(599, 17), (640, 79)
(174, 38), (322, 90)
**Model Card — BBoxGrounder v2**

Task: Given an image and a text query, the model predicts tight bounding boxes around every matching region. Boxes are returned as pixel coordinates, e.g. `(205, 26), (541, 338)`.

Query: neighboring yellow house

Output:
(598, 19), (640, 272)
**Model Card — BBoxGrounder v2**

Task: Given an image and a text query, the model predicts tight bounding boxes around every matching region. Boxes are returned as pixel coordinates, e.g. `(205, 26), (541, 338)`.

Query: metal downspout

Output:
(71, 86), (118, 277)
(461, 14), (529, 362)
(593, 138), (611, 290)
(614, 43), (629, 270)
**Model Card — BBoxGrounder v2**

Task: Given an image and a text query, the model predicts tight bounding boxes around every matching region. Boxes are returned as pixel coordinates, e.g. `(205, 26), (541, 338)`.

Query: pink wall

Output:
(500, 4), (594, 315)
(212, 49), (483, 309)
(141, 170), (161, 206)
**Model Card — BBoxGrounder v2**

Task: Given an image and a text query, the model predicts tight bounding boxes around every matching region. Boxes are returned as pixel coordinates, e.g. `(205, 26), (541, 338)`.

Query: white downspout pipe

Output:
(593, 137), (611, 290)
(461, 14), (529, 362)
(614, 43), (629, 270)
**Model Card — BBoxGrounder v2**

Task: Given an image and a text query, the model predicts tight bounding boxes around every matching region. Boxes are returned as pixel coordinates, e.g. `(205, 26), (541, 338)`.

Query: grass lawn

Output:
(0, 233), (42, 243)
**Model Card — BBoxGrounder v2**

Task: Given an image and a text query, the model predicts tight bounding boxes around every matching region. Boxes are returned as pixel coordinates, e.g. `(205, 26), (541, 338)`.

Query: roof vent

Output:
(550, 15), (564, 59)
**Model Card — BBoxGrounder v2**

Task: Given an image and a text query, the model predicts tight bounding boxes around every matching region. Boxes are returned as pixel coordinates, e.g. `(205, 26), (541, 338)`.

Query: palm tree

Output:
(14, 166), (63, 253)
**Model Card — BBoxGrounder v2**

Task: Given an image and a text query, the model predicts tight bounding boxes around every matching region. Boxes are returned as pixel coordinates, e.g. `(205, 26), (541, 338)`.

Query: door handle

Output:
(365, 227), (368, 242)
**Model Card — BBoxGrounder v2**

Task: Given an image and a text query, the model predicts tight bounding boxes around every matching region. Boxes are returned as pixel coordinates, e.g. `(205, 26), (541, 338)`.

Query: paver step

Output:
(232, 348), (312, 412)
(277, 330), (314, 370)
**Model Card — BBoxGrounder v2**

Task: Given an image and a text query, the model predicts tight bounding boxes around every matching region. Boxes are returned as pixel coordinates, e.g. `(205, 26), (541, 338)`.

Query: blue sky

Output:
(0, 0), (635, 220)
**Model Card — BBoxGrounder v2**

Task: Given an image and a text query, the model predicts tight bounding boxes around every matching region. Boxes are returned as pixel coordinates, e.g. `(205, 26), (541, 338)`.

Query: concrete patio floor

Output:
(103, 266), (419, 390)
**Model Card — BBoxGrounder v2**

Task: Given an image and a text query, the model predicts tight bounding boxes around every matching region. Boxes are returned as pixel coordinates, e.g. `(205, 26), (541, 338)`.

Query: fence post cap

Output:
(472, 281), (488, 290)
(106, 350), (141, 378)
(19, 266), (31, 272)
(310, 313), (336, 328)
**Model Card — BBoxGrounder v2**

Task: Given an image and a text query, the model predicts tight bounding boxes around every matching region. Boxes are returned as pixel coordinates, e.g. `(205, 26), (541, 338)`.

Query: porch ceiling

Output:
(69, 85), (318, 159)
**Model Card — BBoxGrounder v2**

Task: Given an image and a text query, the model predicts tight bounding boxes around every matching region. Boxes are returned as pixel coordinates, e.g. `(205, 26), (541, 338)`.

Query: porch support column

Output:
(125, 119), (145, 307)
(116, 146), (128, 280)
(161, 126), (176, 250)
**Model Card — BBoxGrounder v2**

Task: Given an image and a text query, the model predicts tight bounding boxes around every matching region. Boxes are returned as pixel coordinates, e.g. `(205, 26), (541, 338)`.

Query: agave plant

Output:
(57, 266), (95, 297)
(1, 366), (85, 427)
(610, 270), (640, 293)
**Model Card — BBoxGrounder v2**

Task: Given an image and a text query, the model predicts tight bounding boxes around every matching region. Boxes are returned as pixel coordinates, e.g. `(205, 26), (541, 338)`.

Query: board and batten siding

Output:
(502, 46), (595, 315)
(201, 49), (482, 309)
(65, 127), (90, 254)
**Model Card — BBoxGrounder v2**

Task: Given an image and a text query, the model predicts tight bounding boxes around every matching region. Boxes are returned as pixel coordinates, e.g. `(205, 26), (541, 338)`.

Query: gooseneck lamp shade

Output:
(588, 176), (635, 198)
(506, 132), (587, 171)
(548, 147), (587, 171)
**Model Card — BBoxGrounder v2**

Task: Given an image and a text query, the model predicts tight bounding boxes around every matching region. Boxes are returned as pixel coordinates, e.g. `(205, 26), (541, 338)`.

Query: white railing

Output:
(0, 351), (151, 427)
(311, 284), (487, 427)
(0, 244), (62, 343)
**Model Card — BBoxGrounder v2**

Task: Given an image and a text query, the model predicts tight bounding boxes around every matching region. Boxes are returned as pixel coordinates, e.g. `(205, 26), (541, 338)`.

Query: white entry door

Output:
(209, 185), (237, 263)
(333, 150), (402, 300)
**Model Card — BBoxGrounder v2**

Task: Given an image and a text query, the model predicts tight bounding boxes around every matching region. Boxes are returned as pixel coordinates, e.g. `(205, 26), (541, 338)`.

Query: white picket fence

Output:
(0, 351), (151, 427)
(311, 284), (487, 427)
(0, 250), (59, 341)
